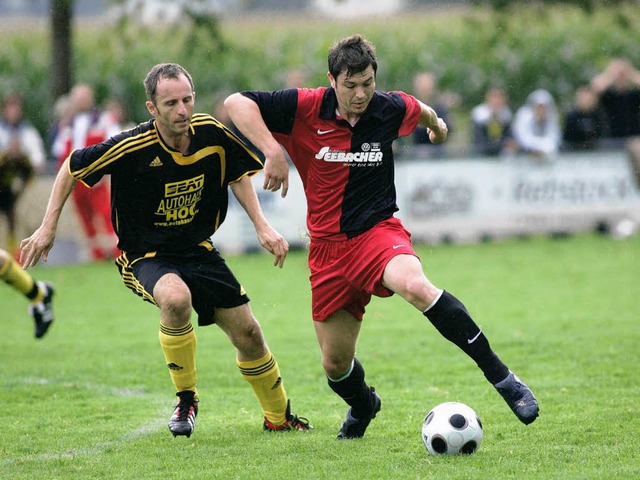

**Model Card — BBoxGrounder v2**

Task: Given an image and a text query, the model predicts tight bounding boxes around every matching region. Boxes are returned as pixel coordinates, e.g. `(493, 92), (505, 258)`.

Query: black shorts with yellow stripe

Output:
(115, 242), (249, 326)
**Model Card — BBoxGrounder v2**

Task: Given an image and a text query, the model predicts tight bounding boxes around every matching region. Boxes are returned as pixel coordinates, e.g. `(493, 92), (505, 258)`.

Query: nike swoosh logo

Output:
(317, 129), (335, 135)
(467, 330), (482, 344)
(392, 244), (406, 249)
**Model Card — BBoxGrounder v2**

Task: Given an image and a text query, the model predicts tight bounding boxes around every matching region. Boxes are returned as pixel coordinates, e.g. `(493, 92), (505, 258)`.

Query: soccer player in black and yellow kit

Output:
(0, 247), (54, 338)
(20, 63), (310, 437)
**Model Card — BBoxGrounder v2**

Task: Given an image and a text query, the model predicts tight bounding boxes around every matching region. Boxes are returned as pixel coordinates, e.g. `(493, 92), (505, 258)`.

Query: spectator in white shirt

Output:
(513, 89), (561, 160)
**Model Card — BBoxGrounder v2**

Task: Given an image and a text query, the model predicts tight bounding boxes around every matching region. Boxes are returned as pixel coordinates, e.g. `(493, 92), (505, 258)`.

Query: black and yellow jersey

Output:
(68, 113), (263, 255)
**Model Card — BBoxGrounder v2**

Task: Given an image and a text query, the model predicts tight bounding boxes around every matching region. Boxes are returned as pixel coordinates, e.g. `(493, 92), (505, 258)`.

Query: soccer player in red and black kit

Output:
(20, 63), (310, 437)
(225, 34), (539, 439)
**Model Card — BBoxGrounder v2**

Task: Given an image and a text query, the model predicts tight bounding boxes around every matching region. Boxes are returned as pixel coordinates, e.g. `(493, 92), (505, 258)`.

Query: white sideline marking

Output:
(0, 376), (165, 467)
(18, 376), (147, 397)
(0, 422), (165, 466)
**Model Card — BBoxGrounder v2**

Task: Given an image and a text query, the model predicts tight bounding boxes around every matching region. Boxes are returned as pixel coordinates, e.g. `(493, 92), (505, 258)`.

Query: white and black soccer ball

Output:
(421, 402), (483, 455)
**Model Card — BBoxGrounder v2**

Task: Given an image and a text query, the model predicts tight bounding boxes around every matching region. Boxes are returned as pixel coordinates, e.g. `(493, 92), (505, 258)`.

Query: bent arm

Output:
(417, 100), (448, 144)
(20, 157), (77, 268)
(591, 58), (640, 94)
(224, 93), (290, 197)
(229, 175), (288, 268)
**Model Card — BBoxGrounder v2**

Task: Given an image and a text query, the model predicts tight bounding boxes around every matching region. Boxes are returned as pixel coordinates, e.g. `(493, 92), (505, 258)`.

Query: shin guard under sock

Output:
(237, 351), (288, 425)
(424, 290), (509, 384)
(159, 323), (198, 395)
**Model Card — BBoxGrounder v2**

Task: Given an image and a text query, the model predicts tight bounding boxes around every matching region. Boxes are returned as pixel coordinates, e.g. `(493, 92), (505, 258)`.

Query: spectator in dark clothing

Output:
(590, 58), (640, 139)
(411, 72), (452, 155)
(591, 59), (640, 188)
(562, 85), (609, 150)
(471, 86), (518, 157)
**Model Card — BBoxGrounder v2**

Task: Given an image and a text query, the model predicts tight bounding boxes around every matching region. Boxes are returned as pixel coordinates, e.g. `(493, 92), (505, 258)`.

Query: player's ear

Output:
(327, 72), (336, 89)
(145, 100), (156, 117)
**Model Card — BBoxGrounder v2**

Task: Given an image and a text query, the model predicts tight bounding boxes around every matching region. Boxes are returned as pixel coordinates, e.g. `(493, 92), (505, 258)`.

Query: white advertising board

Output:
(23, 150), (639, 264)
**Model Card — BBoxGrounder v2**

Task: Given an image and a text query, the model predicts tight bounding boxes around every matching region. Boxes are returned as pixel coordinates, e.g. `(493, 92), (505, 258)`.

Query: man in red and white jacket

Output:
(53, 84), (121, 260)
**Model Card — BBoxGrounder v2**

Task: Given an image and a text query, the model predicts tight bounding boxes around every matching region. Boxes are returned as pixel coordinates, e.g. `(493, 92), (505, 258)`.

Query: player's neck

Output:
(336, 108), (362, 127)
(157, 125), (191, 154)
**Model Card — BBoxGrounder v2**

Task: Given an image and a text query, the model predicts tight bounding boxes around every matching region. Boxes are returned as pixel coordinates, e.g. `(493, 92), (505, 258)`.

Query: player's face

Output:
(329, 65), (376, 121)
(146, 74), (195, 138)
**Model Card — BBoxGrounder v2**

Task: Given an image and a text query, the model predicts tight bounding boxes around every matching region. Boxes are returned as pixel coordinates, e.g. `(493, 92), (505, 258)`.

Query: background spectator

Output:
(562, 85), (609, 151)
(52, 83), (119, 261)
(591, 59), (640, 187)
(512, 89), (561, 160)
(411, 71), (453, 155)
(590, 58), (640, 141)
(0, 92), (46, 174)
(283, 68), (308, 89)
(48, 93), (74, 162)
(101, 97), (135, 133)
(470, 86), (518, 157)
(0, 92), (47, 252)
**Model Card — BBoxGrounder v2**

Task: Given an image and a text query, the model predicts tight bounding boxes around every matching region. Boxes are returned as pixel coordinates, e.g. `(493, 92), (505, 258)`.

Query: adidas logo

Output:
(167, 363), (184, 371)
(149, 157), (163, 167)
(271, 376), (282, 390)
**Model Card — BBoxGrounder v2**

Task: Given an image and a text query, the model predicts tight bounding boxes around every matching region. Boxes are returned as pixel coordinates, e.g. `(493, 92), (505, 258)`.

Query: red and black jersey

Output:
(242, 87), (421, 240)
(68, 113), (262, 255)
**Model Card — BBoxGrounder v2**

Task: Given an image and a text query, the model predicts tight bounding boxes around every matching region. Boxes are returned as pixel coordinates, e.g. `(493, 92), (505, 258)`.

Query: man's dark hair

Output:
(143, 63), (194, 104)
(328, 34), (378, 80)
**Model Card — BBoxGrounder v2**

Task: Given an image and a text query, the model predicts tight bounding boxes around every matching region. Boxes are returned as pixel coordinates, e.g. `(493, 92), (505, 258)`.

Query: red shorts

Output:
(308, 217), (417, 322)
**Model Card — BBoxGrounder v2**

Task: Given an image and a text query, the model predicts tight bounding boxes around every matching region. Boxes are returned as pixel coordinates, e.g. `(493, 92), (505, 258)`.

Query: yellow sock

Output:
(6, 233), (17, 256)
(0, 254), (43, 302)
(237, 351), (288, 425)
(159, 323), (198, 397)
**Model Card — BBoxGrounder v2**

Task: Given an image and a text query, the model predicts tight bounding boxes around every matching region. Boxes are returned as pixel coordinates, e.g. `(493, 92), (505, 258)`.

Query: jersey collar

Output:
(319, 88), (383, 125)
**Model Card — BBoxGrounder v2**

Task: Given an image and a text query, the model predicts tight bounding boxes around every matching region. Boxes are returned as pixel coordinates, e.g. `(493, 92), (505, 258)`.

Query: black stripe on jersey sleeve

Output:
(241, 89), (298, 135)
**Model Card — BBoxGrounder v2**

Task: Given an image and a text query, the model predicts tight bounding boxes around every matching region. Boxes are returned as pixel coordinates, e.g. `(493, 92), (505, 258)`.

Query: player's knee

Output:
(242, 320), (264, 345)
(322, 353), (352, 379)
(157, 287), (192, 319)
(396, 274), (431, 307)
(233, 319), (267, 354)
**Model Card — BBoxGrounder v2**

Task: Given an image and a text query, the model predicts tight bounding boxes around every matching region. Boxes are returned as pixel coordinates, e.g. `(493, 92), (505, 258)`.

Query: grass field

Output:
(1, 233), (639, 479)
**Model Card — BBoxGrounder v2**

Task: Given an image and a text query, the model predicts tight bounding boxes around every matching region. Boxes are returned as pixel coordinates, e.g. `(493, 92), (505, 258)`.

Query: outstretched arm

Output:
(417, 100), (448, 144)
(224, 93), (290, 197)
(229, 175), (289, 268)
(20, 158), (77, 268)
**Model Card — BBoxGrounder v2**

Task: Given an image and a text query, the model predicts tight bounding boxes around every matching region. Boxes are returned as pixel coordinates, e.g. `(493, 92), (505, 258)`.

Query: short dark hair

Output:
(328, 34), (377, 80)
(143, 63), (194, 104)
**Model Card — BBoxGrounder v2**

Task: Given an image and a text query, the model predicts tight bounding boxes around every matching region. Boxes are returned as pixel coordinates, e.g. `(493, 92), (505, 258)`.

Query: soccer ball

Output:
(421, 402), (483, 455)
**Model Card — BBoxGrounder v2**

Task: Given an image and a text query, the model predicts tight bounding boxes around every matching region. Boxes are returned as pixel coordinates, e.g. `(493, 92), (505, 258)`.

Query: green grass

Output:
(1, 233), (639, 479)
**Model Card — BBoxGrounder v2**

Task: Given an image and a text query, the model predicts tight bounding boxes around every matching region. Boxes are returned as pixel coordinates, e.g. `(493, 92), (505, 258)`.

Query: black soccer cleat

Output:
(29, 281), (55, 339)
(263, 400), (313, 431)
(337, 387), (382, 439)
(494, 371), (539, 425)
(168, 390), (198, 438)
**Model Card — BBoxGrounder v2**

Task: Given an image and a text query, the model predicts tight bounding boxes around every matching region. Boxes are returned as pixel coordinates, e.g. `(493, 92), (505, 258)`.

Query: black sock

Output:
(424, 290), (509, 384)
(26, 282), (39, 300)
(327, 357), (373, 419)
